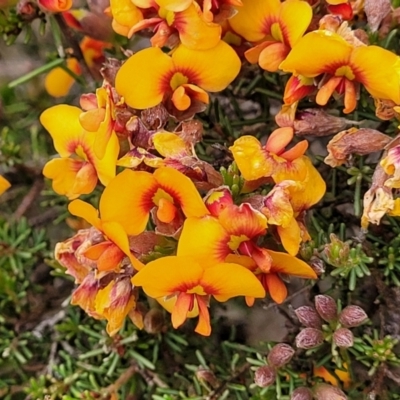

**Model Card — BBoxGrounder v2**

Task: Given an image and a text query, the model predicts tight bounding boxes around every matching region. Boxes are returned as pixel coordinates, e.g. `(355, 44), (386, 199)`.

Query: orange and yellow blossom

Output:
(229, 127), (308, 182)
(132, 255), (265, 335)
(127, 1), (221, 50)
(45, 37), (110, 98)
(115, 40), (241, 111)
(41, 105), (119, 200)
(0, 175), (10, 196)
(229, 0), (312, 72)
(280, 30), (400, 114)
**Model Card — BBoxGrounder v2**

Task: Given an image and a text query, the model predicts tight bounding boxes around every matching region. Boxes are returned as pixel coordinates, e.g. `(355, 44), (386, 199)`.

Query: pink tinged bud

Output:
(309, 256), (325, 275)
(267, 343), (295, 368)
(290, 387), (313, 400)
(204, 187), (234, 217)
(315, 295), (338, 322)
(295, 328), (324, 349)
(339, 305), (368, 328)
(295, 306), (323, 329)
(80, 93), (99, 111)
(196, 367), (219, 388)
(254, 366), (277, 387)
(313, 383), (347, 400)
(333, 328), (354, 348)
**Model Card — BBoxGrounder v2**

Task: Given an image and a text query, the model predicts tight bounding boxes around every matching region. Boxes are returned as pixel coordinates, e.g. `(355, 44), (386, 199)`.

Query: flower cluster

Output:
(38, 0), (400, 344)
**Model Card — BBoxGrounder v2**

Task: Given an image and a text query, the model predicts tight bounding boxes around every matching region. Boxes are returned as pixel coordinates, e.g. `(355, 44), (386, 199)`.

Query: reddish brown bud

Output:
(295, 306), (323, 329)
(295, 328), (324, 349)
(315, 295), (338, 323)
(143, 308), (164, 334)
(267, 343), (295, 368)
(333, 328), (354, 348)
(290, 387), (313, 400)
(309, 256), (326, 275)
(339, 305), (368, 328)
(325, 128), (391, 168)
(293, 109), (352, 137)
(196, 367), (219, 388)
(365, 0), (391, 32)
(254, 366), (276, 387)
(313, 383), (347, 400)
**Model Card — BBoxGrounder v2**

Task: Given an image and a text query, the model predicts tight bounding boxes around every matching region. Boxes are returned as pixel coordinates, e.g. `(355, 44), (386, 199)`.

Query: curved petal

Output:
(172, 41), (241, 92)
(110, 0), (143, 34)
(115, 47), (174, 109)
(156, 295), (199, 318)
(265, 273), (287, 304)
(195, 296), (211, 336)
(230, 136), (276, 181)
(206, 262), (265, 302)
(278, 0), (312, 47)
(351, 46), (400, 104)
(100, 169), (158, 235)
(258, 42), (289, 72)
(44, 58), (81, 98)
(229, 0), (280, 42)
(154, 167), (210, 218)
(40, 105), (84, 157)
(277, 218), (301, 256)
(92, 131), (119, 186)
(0, 175), (11, 196)
(171, 292), (193, 328)
(43, 158), (97, 199)
(268, 249), (317, 279)
(156, 0), (192, 11)
(132, 255), (203, 297)
(173, 3), (221, 50)
(280, 31), (353, 77)
(177, 216), (230, 265)
(152, 131), (190, 158)
(68, 199), (101, 230)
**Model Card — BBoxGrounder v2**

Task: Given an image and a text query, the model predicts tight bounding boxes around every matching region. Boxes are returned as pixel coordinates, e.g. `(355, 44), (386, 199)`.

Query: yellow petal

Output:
(115, 47), (174, 109)
(280, 31), (353, 77)
(43, 158), (97, 199)
(278, 0), (312, 47)
(204, 263), (265, 302)
(100, 169), (158, 235)
(173, 3), (221, 50)
(110, 0), (143, 35)
(229, 0), (280, 42)
(154, 167), (210, 218)
(40, 105), (84, 157)
(277, 218), (301, 256)
(268, 249), (317, 279)
(44, 58), (81, 98)
(68, 199), (101, 230)
(132, 255), (203, 298)
(265, 273), (287, 304)
(351, 46), (400, 104)
(153, 131), (191, 158)
(172, 41), (241, 92)
(177, 216), (230, 265)
(0, 175), (10, 196)
(157, 0), (192, 11)
(230, 136), (275, 181)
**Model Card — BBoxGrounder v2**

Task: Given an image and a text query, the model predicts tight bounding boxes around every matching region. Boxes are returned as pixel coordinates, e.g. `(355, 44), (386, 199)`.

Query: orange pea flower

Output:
(229, 127), (308, 182)
(0, 175), (11, 196)
(128, 1), (221, 50)
(280, 31), (400, 113)
(45, 37), (110, 98)
(229, 0), (312, 72)
(132, 255), (265, 335)
(115, 40), (241, 111)
(230, 250), (316, 304)
(41, 105), (119, 199)
(38, 0), (72, 13)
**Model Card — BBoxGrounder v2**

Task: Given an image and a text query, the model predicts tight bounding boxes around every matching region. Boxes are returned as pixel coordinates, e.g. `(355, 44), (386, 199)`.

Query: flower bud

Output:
(315, 295), (337, 323)
(313, 383), (347, 400)
(143, 308), (164, 334)
(339, 305), (368, 328)
(295, 328), (324, 349)
(295, 306), (323, 328)
(309, 256), (325, 275)
(204, 187), (234, 217)
(254, 366), (276, 387)
(267, 343), (295, 368)
(290, 387), (313, 400)
(333, 328), (354, 348)
(196, 367), (219, 388)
